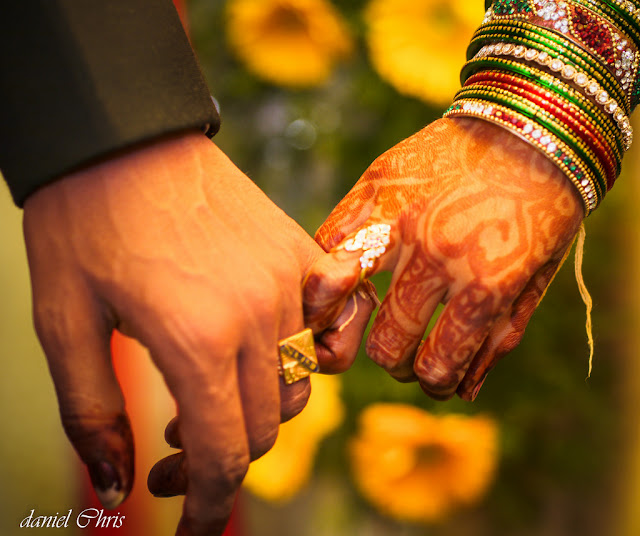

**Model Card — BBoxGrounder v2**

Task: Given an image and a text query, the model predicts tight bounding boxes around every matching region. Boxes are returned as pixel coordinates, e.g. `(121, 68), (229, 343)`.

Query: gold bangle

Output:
(472, 19), (630, 109)
(464, 52), (633, 150)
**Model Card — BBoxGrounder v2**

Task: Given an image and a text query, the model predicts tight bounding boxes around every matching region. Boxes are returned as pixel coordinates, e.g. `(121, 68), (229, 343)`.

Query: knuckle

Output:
(494, 329), (525, 358)
(241, 287), (281, 329)
(32, 301), (73, 353)
(148, 453), (187, 497)
(168, 308), (241, 360)
(304, 263), (354, 305)
(365, 317), (412, 372)
(205, 451), (250, 494)
(366, 339), (415, 381)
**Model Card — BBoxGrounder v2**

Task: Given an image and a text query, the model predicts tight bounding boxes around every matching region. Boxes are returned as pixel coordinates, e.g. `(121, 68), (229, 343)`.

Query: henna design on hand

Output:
(305, 117), (583, 400)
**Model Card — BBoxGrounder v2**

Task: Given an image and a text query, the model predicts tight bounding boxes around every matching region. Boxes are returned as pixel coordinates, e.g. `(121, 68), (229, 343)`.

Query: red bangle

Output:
(464, 70), (619, 156)
(465, 79), (618, 188)
(463, 73), (619, 188)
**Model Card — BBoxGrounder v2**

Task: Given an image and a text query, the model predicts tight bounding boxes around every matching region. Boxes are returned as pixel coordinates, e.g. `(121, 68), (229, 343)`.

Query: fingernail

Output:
(471, 377), (487, 401)
(88, 461), (125, 509)
(359, 280), (380, 307)
(153, 491), (177, 498)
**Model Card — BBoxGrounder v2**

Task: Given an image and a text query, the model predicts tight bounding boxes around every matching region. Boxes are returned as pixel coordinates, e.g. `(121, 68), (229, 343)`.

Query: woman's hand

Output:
(22, 131), (373, 536)
(303, 118), (584, 401)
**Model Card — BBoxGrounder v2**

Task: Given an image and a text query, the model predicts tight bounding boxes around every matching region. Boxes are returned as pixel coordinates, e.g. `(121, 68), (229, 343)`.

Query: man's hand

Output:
(303, 118), (583, 401)
(22, 130), (373, 536)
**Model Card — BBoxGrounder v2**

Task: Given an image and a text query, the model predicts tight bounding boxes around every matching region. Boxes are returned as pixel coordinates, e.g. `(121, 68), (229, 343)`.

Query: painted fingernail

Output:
(471, 377), (487, 401)
(88, 461), (125, 509)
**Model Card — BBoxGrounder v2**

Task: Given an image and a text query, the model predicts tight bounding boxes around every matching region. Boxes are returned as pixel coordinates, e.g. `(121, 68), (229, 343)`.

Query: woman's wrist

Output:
(444, 0), (640, 215)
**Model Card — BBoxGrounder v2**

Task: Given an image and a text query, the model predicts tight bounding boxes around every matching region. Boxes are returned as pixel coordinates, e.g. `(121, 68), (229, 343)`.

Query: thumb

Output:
(304, 217), (397, 332)
(312, 280), (378, 373)
(32, 281), (134, 509)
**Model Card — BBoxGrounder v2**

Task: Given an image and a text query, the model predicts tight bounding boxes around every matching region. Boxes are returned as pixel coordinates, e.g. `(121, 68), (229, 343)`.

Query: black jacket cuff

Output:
(0, 0), (219, 206)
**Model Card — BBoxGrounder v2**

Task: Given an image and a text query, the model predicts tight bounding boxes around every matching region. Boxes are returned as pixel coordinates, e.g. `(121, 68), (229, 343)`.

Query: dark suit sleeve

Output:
(0, 0), (220, 207)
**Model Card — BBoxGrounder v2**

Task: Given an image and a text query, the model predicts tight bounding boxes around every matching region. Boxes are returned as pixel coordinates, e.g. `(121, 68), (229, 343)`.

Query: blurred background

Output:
(2, 0), (640, 534)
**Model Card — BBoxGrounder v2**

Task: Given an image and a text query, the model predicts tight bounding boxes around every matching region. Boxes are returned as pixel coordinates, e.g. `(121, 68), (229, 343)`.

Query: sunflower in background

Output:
(364, 0), (483, 106)
(350, 404), (499, 524)
(226, 0), (353, 88)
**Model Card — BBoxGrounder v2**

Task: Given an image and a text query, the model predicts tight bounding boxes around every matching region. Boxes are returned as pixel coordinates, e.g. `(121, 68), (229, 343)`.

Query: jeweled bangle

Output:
(557, 0), (640, 95)
(464, 71), (622, 170)
(462, 56), (623, 154)
(473, 45), (633, 150)
(572, 0), (640, 45)
(444, 99), (600, 213)
(593, 0), (640, 43)
(463, 53), (633, 150)
(454, 86), (609, 194)
(470, 20), (629, 109)
(482, 2), (640, 105)
(484, 0), (640, 32)
(465, 69), (621, 147)
(487, 0), (639, 71)
(461, 56), (629, 155)
(463, 74), (620, 171)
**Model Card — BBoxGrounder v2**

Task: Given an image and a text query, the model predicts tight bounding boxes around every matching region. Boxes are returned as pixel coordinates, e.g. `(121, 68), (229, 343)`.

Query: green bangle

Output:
(474, 12), (639, 109)
(461, 55), (631, 152)
(470, 20), (628, 109)
(468, 30), (627, 119)
(461, 70), (622, 171)
(571, 0), (640, 48)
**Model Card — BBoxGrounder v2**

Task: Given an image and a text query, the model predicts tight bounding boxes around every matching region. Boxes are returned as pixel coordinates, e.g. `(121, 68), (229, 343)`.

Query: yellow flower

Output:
(364, 0), (483, 105)
(350, 404), (498, 524)
(226, 0), (353, 88)
(243, 374), (344, 502)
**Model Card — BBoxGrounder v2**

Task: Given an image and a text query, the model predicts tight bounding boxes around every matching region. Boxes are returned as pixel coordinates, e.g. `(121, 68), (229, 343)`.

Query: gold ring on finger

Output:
(278, 328), (319, 384)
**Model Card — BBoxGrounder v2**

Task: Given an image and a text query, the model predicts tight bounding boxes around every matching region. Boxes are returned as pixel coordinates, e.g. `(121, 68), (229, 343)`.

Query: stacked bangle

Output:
(482, 1), (640, 106)
(464, 71), (622, 173)
(444, 0), (640, 215)
(470, 20), (630, 110)
(462, 77), (620, 185)
(467, 45), (633, 150)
